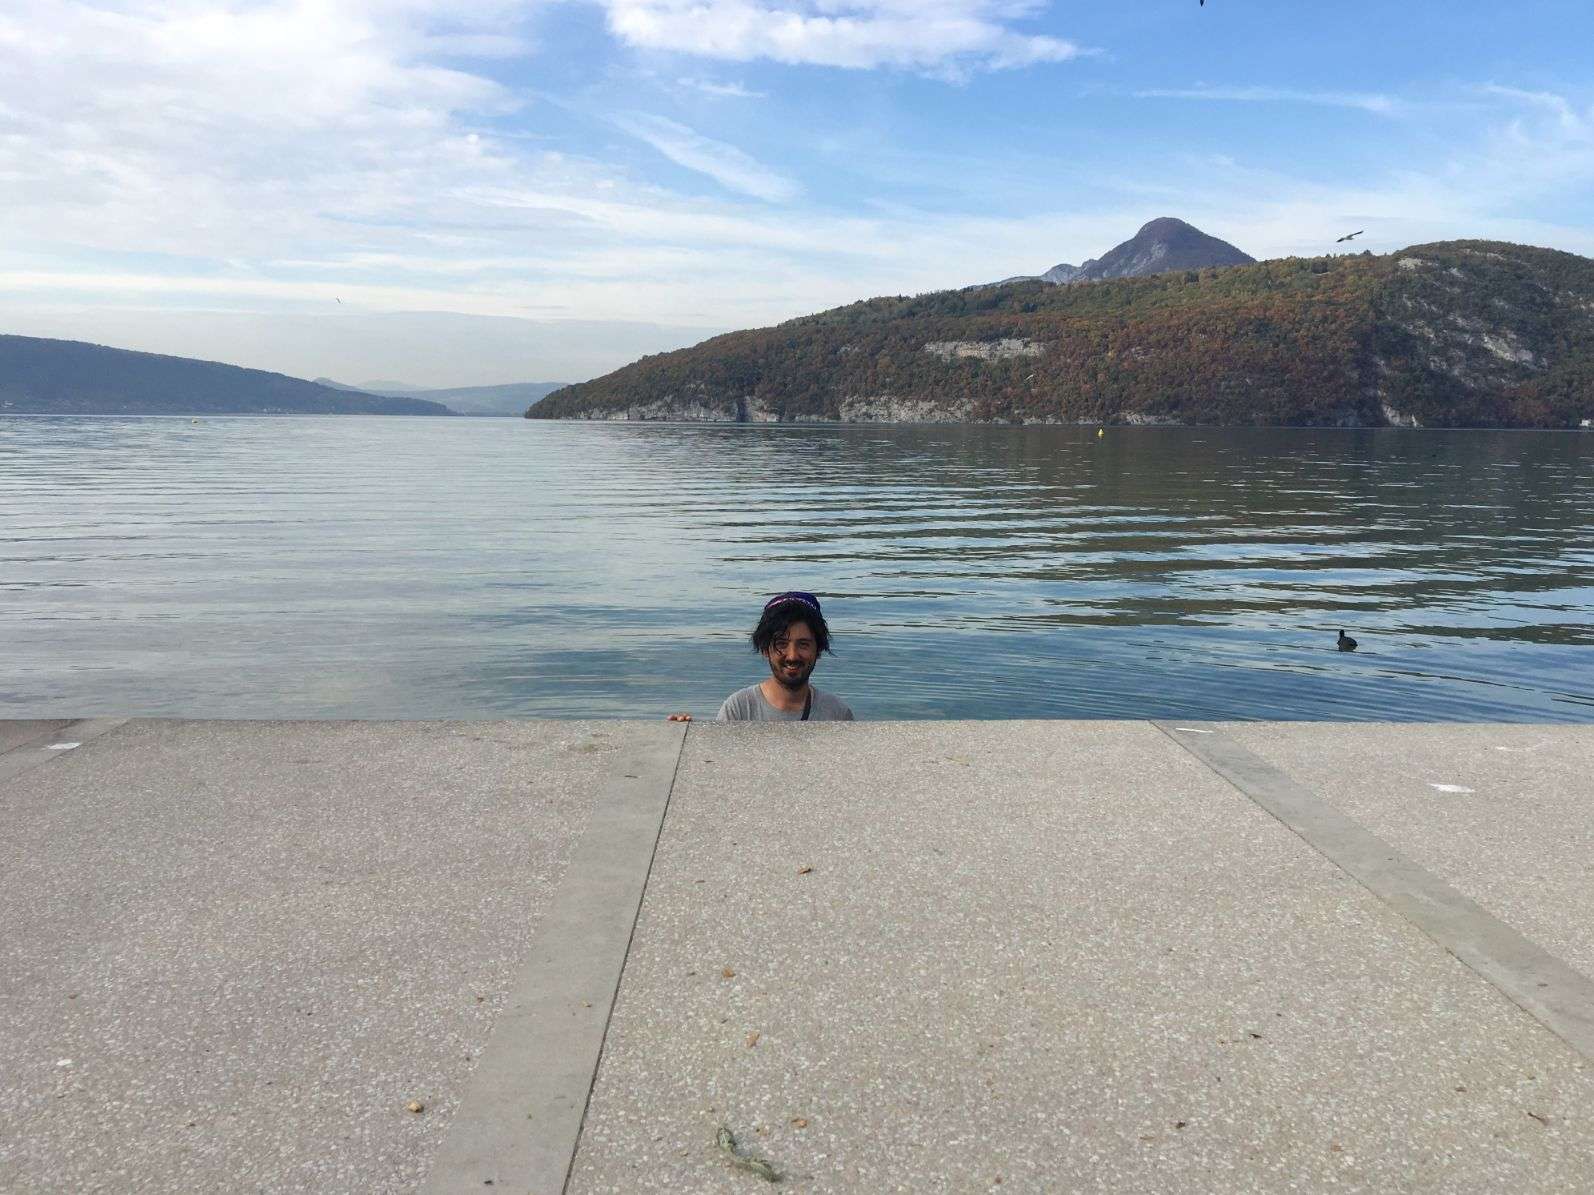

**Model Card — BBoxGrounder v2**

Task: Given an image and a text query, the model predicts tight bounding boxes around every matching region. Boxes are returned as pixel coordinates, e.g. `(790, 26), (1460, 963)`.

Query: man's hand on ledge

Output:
(666, 713), (693, 722)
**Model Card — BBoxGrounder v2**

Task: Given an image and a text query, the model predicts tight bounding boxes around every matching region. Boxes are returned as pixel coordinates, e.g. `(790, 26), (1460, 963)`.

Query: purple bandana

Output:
(764, 591), (822, 618)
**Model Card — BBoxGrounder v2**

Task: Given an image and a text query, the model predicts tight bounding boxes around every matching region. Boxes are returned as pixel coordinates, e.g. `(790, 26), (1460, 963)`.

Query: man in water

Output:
(669, 591), (854, 722)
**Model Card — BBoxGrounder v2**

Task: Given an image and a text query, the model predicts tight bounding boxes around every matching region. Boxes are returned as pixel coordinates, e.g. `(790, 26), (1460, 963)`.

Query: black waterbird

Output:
(1337, 629), (1358, 652)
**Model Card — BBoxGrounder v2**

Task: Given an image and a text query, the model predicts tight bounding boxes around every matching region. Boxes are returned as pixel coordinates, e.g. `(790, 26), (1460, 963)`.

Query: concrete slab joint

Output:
(1155, 720), (1594, 1066)
(419, 720), (688, 1195)
(0, 718), (129, 786)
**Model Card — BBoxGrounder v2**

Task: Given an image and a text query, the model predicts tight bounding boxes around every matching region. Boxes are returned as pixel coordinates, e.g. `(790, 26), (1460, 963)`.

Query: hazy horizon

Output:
(0, 309), (720, 389)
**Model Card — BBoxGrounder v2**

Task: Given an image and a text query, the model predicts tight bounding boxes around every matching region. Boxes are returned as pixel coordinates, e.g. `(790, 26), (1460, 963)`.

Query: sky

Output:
(3, 0), (1593, 387)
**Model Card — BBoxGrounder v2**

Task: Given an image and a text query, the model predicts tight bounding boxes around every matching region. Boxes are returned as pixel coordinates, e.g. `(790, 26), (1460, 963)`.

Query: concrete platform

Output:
(3, 718), (1592, 1193)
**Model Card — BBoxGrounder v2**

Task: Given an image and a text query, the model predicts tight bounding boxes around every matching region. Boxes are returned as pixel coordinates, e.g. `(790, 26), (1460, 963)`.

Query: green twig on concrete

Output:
(717, 1125), (780, 1182)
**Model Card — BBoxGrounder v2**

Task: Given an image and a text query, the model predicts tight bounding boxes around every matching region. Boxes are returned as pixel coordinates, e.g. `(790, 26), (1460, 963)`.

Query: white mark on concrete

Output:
(1430, 784), (1475, 794)
(1494, 740), (1550, 753)
(46, 742), (81, 751)
(1174, 727), (1214, 734)
(56, 1059), (73, 1067)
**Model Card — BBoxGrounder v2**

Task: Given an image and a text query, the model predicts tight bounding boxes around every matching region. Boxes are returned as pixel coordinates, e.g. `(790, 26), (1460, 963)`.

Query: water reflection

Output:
(1, 417), (1590, 720)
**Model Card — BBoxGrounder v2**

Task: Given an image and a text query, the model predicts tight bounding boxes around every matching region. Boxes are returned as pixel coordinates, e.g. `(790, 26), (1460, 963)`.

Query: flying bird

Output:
(1335, 231), (1365, 243)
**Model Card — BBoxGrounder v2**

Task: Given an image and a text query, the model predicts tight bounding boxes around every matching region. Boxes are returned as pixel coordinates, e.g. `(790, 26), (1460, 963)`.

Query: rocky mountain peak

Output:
(1134, 216), (1197, 239)
(1011, 217), (1254, 287)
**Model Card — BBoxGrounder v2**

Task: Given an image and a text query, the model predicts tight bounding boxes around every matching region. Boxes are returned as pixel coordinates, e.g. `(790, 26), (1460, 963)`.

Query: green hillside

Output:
(0, 337), (454, 417)
(530, 241), (1594, 428)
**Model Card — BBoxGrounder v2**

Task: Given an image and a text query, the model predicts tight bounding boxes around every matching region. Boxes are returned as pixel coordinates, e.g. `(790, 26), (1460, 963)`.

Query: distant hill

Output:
(1, 337), (453, 416)
(318, 378), (568, 417)
(1025, 217), (1255, 286)
(529, 240), (1594, 429)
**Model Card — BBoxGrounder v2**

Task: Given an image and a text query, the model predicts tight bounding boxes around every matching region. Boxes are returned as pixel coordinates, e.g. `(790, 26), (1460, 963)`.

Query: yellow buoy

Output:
(1097, 427), (1104, 438)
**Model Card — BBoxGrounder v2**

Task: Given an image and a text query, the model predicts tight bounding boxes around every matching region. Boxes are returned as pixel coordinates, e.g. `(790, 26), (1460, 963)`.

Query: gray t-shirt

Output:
(716, 684), (854, 722)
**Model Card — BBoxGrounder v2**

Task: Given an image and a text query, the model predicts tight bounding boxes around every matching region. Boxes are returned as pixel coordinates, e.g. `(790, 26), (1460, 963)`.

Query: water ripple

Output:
(2, 416), (1591, 720)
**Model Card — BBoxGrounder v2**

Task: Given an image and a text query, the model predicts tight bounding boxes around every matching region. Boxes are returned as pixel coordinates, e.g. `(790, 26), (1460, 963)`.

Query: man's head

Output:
(751, 591), (831, 692)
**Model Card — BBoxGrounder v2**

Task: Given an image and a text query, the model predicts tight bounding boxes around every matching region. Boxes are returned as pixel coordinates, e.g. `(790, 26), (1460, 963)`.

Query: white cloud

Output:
(0, 0), (532, 260)
(600, 0), (1080, 76)
(676, 76), (767, 97)
(611, 112), (799, 200)
(1481, 84), (1590, 133)
(1135, 86), (1399, 114)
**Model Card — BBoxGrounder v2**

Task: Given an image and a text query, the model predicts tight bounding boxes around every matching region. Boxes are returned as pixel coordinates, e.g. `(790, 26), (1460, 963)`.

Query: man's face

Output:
(766, 620), (819, 690)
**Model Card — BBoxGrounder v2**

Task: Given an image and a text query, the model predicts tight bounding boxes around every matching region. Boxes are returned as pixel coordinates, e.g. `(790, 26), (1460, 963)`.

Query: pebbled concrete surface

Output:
(567, 721), (1594, 1195)
(0, 718), (625, 1194)
(6, 718), (1594, 1194)
(1219, 722), (1594, 982)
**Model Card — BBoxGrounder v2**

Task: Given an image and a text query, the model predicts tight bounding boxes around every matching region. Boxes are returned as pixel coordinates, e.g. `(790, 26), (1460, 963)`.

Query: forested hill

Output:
(0, 337), (453, 416)
(529, 241), (1594, 429)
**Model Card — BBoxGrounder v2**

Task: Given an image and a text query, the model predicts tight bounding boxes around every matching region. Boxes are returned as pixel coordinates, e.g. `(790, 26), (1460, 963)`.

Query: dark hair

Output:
(752, 599), (832, 656)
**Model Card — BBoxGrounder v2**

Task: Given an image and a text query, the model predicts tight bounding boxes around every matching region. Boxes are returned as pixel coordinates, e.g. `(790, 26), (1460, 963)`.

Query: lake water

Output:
(2, 416), (1591, 722)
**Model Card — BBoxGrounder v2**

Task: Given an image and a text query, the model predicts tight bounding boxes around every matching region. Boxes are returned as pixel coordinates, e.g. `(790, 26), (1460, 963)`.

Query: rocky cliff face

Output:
(1366, 248), (1571, 426)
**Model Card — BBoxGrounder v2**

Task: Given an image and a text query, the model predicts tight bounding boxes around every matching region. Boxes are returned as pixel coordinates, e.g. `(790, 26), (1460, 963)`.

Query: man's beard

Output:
(769, 656), (815, 691)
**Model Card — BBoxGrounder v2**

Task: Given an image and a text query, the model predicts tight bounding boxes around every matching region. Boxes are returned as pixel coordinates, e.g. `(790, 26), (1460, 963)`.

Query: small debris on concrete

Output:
(790, 1118), (808, 1129)
(796, 866), (813, 875)
(407, 1100), (425, 1114)
(717, 1125), (780, 1182)
(1174, 1120), (1187, 1130)
(722, 967), (736, 979)
(746, 1032), (761, 1048)
(1527, 1111), (1551, 1126)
